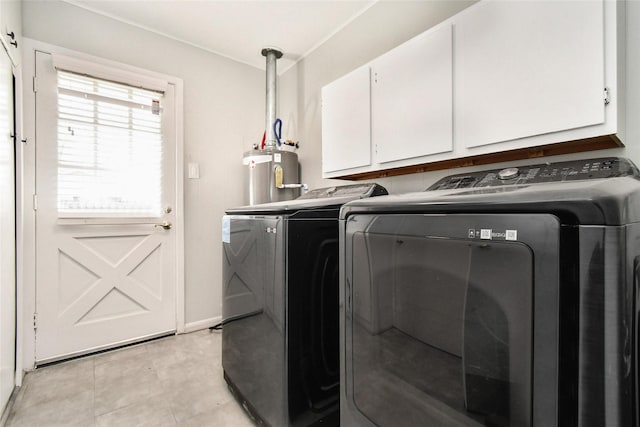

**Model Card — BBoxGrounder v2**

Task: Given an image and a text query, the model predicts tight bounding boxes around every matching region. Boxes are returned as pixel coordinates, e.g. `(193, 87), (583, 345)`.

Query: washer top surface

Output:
(226, 183), (388, 215)
(341, 158), (640, 225)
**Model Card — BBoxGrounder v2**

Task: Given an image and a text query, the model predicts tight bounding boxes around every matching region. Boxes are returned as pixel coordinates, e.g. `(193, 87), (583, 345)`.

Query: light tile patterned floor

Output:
(5, 329), (255, 427)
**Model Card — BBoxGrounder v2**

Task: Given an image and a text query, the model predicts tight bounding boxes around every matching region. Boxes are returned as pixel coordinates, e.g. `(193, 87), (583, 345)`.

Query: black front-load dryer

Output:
(339, 157), (640, 427)
(221, 183), (387, 427)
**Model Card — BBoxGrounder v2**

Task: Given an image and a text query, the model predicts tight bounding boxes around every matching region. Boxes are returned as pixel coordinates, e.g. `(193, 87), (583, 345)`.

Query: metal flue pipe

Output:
(262, 47), (283, 149)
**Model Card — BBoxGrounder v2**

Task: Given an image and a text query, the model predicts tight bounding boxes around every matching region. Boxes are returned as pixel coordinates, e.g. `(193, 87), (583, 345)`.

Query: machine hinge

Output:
(32, 194), (38, 211)
(32, 76), (38, 93)
(604, 87), (610, 105)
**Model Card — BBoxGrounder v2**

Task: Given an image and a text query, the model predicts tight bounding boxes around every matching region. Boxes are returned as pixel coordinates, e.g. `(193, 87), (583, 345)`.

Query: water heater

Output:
(243, 47), (305, 205)
(243, 147), (300, 205)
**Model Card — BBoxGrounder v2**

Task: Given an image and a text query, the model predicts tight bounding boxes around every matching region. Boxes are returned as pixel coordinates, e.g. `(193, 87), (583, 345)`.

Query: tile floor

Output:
(4, 329), (255, 427)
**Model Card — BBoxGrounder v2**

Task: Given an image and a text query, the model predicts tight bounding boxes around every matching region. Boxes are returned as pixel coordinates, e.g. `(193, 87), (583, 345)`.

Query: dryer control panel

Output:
(427, 157), (639, 191)
(297, 183), (388, 199)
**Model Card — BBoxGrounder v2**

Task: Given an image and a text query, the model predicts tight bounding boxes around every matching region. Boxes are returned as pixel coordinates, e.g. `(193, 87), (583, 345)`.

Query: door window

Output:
(56, 70), (163, 217)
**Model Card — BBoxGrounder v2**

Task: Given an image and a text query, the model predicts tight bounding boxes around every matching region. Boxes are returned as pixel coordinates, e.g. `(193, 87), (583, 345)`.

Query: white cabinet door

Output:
(455, 0), (605, 149)
(372, 23), (453, 163)
(321, 66), (371, 174)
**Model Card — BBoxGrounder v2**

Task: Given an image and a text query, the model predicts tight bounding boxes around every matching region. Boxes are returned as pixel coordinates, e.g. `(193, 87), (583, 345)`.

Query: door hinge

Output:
(32, 76), (38, 93)
(33, 312), (38, 331)
(32, 194), (37, 211)
(604, 87), (610, 105)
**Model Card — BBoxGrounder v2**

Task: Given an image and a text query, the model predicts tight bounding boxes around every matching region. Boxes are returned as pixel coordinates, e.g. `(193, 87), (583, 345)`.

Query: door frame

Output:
(0, 33), (18, 408)
(19, 38), (185, 371)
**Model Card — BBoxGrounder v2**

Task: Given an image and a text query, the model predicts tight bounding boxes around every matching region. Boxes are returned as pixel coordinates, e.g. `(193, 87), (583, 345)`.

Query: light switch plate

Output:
(188, 162), (200, 179)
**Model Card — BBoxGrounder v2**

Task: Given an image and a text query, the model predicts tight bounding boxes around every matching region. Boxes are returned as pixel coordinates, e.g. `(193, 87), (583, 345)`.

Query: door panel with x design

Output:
(57, 233), (164, 327)
(36, 227), (176, 363)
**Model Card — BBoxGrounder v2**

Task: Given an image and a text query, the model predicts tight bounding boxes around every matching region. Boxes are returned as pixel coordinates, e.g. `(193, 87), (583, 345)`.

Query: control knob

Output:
(497, 167), (520, 180)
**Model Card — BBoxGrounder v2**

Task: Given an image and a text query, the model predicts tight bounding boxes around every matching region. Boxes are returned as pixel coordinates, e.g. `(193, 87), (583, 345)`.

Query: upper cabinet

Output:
(322, 0), (624, 180)
(321, 66), (371, 174)
(455, 0), (606, 150)
(371, 24), (453, 164)
(0, 0), (22, 65)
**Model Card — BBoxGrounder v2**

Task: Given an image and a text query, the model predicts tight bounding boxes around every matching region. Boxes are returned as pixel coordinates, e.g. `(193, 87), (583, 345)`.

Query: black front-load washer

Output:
(221, 183), (387, 427)
(339, 157), (640, 427)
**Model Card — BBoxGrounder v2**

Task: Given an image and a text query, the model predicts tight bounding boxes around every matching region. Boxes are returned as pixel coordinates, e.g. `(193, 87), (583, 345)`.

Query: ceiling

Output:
(63, 0), (377, 72)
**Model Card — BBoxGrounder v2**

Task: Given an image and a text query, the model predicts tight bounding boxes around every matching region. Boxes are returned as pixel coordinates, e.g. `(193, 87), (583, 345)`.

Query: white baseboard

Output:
(183, 316), (221, 333)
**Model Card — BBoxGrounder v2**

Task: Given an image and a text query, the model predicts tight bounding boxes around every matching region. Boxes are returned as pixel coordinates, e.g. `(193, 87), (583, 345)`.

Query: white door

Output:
(0, 45), (16, 414)
(34, 51), (178, 363)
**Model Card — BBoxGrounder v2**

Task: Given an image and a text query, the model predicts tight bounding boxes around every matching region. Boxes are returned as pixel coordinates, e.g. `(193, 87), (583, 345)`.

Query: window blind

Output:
(57, 70), (164, 217)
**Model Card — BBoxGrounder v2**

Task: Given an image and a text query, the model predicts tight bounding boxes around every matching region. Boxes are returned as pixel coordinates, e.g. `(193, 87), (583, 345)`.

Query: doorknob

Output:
(154, 221), (172, 230)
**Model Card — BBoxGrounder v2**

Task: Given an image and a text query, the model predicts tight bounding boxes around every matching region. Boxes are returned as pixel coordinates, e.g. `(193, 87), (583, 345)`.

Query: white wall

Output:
(281, 0), (640, 194)
(21, 1), (265, 335)
(626, 0), (640, 155)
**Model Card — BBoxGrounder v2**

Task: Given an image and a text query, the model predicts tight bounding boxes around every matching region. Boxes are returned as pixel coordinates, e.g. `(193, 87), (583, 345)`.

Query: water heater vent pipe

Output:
(262, 47), (283, 149)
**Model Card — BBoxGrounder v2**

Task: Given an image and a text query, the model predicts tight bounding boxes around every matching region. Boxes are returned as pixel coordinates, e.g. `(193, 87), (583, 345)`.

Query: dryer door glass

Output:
(344, 213), (560, 427)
